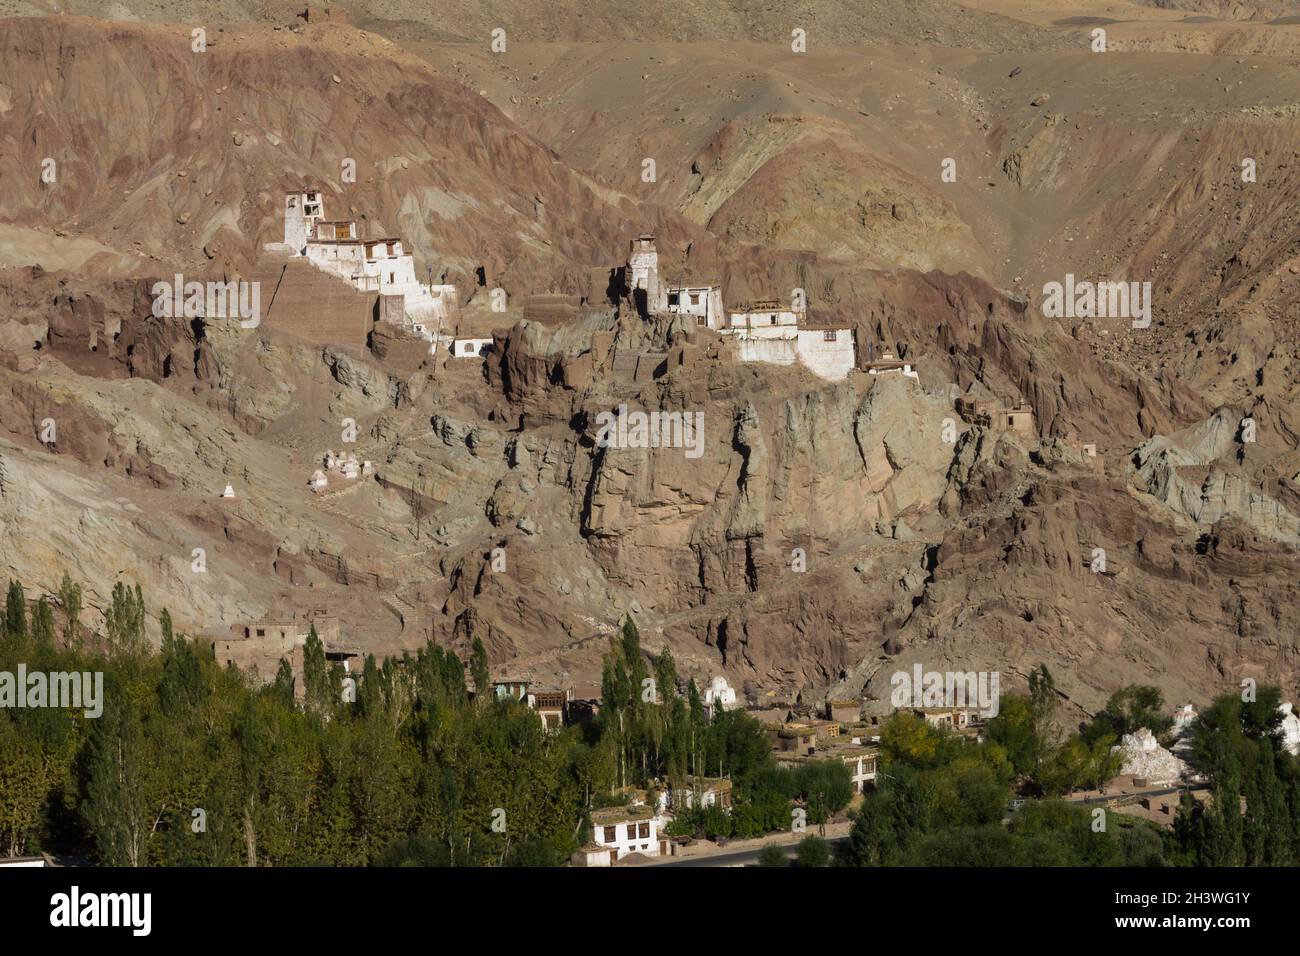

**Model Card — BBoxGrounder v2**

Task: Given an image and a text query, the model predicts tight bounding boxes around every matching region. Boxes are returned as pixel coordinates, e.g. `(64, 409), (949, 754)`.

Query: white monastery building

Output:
(625, 235), (857, 381)
(267, 189), (457, 337)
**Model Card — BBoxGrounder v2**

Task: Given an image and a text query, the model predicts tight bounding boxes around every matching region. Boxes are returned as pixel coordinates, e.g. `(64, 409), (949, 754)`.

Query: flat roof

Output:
(591, 805), (656, 825)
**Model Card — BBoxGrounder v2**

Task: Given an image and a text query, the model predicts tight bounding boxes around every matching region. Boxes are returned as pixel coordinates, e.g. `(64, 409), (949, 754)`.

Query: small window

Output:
(638, 822), (650, 838)
(824, 330), (837, 342)
(255, 628), (266, 637)
(603, 826), (616, 843)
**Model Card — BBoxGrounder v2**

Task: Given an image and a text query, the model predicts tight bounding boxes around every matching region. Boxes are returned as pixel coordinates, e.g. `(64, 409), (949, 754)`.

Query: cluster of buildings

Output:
(574, 695), (895, 867)
(308, 449), (374, 495)
(267, 189), (458, 340)
(955, 390), (1036, 438)
(625, 235), (860, 382)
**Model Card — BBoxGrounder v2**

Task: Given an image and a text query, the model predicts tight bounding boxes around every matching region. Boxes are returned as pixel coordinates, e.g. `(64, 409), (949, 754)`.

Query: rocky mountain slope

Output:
(2, 2), (1300, 719)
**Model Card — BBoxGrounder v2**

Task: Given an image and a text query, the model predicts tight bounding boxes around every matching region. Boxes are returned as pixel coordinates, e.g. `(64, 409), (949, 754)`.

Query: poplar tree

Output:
(4, 579), (26, 644)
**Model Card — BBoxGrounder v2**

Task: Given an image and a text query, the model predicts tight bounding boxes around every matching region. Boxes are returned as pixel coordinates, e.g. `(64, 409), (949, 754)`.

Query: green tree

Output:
(795, 835), (832, 867)
(756, 843), (788, 867)
(0, 716), (49, 856)
(30, 597), (55, 656)
(58, 572), (82, 648)
(469, 638), (490, 706)
(4, 579), (27, 644)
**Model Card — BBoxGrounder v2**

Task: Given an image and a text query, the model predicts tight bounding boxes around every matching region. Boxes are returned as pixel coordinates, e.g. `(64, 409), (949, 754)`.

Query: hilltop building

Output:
(956, 389), (1037, 438)
(864, 349), (920, 381)
(266, 189), (457, 338)
(626, 235), (667, 316)
(723, 299), (857, 381)
(666, 282), (725, 329)
(621, 236), (855, 380)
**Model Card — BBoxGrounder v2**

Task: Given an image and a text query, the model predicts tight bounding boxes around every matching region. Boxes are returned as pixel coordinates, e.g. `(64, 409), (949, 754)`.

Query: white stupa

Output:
(1279, 703), (1300, 756)
(1112, 728), (1186, 786)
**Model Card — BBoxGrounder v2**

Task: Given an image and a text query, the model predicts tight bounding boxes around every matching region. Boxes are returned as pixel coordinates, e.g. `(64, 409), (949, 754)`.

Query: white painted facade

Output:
(703, 675), (738, 714)
(627, 236), (667, 314)
(667, 284), (725, 329)
(844, 751), (878, 794)
(444, 337), (494, 358)
(795, 328), (857, 380)
(1281, 703), (1300, 756)
(727, 305), (799, 333)
(270, 190), (457, 336)
(590, 811), (661, 860)
(715, 297), (856, 381)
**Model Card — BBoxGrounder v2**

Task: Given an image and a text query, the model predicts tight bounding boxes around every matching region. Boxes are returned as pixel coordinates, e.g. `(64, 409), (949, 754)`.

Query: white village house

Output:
(580, 805), (669, 864)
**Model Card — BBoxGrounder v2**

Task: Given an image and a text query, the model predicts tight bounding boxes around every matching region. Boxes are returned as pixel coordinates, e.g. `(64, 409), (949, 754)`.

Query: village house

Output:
(267, 189), (457, 337)
(212, 610), (361, 696)
(778, 742), (880, 794)
(472, 677), (569, 731)
(587, 805), (668, 862)
(772, 724), (818, 754)
(914, 706), (986, 732)
(657, 776), (734, 814)
(566, 685), (603, 725)
(825, 699), (863, 724)
(531, 690), (567, 732)
(770, 719), (845, 754)
(864, 349), (920, 381)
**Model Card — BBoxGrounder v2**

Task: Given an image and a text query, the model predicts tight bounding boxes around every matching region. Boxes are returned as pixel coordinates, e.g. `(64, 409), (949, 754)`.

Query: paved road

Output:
(1063, 785), (1186, 806)
(647, 835), (848, 868)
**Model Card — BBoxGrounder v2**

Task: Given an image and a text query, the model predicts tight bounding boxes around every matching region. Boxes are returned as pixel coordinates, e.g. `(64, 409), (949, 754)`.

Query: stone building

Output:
(956, 389), (1037, 438)
(212, 610), (360, 696)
